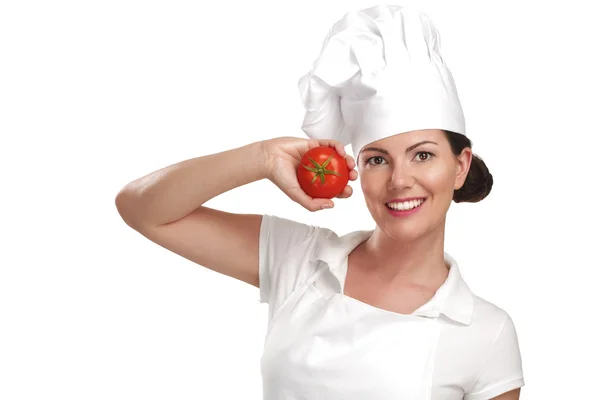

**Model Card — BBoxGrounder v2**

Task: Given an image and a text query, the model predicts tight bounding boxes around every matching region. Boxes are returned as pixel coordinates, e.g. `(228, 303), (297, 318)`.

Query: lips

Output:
(385, 198), (426, 216)
(386, 197), (427, 203)
(385, 198), (426, 211)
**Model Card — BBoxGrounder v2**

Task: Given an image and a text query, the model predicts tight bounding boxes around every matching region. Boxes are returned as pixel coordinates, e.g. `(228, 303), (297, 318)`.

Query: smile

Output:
(385, 199), (426, 216)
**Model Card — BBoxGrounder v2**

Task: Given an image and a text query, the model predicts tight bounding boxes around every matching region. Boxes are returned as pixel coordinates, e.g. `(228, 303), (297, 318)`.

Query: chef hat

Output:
(298, 4), (467, 157)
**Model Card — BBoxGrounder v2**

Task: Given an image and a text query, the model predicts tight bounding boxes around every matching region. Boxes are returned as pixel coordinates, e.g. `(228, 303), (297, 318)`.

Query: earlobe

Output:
(454, 173), (466, 191)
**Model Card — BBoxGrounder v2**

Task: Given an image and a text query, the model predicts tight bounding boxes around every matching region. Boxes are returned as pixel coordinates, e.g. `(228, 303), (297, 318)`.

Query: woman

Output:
(116, 5), (525, 400)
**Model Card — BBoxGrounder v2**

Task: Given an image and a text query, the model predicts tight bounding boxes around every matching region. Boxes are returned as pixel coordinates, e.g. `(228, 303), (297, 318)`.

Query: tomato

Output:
(297, 146), (349, 199)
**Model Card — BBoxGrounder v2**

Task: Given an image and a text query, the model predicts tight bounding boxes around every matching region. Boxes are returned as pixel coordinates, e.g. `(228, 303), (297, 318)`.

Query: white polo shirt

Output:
(259, 214), (525, 399)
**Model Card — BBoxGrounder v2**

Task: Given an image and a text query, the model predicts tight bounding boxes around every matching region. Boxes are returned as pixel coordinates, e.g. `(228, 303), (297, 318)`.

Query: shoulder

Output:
(467, 294), (519, 345)
(461, 295), (525, 398)
(258, 214), (338, 314)
(465, 294), (523, 374)
(259, 214), (336, 261)
(471, 294), (512, 328)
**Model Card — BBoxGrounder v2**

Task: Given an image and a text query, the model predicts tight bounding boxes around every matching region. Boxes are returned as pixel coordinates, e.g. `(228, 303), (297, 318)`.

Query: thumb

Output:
(288, 187), (334, 212)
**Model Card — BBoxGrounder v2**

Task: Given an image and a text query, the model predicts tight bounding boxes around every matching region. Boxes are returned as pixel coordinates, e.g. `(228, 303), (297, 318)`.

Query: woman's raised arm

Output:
(114, 138), (355, 287)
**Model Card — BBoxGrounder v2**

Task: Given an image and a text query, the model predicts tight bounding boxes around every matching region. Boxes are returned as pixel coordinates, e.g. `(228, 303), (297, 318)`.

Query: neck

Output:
(357, 222), (448, 289)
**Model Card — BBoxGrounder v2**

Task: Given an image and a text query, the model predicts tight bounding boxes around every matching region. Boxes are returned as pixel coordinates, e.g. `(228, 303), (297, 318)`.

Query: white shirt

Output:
(258, 214), (525, 399)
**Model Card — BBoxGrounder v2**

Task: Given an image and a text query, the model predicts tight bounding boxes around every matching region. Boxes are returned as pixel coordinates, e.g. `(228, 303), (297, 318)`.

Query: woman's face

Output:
(357, 129), (472, 241)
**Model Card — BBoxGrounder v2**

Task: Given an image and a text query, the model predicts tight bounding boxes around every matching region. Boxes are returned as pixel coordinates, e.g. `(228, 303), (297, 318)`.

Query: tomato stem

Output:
(303, 155), (341, 186)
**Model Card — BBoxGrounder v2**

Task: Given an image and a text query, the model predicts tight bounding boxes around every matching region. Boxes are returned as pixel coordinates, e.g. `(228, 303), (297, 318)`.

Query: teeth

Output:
(386, 199), (424, 211)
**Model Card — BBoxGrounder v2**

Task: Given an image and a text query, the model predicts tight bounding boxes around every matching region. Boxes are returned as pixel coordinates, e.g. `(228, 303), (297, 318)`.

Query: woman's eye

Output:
(366, 156), (386, 165)
(365, 152), (434, 165)
(416, 151), (434, 161)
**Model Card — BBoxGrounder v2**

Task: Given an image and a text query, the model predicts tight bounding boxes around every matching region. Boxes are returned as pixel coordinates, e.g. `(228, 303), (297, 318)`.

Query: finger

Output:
(334, 142), (346, 157)
(345, 154), (356, 169)
(348, 169), (358, 181)
(336, 185), (353, 199)
(307, 138), (321, 150)
(289, 187), (334, 212)
(316, 139), (346, 157)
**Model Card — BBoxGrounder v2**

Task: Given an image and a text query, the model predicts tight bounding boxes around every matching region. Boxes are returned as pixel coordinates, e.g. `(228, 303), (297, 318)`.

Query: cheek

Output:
(426, 169), (450, 186)
(359, 175), (388, 209)
(423, 166), (456, 194)
(360, 181), (373, 199)
(358, 171), (378, 198)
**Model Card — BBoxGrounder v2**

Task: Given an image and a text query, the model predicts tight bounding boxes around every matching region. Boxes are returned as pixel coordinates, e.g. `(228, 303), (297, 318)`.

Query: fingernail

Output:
(322, 203), (333, 209)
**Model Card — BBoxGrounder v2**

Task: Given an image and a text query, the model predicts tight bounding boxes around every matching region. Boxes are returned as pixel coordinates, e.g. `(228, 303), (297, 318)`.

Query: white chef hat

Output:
(298, 4), (467, 158)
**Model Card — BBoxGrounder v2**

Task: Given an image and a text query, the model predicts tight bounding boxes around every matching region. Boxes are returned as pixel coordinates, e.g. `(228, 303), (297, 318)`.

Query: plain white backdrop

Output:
(1, 0), (598, 398)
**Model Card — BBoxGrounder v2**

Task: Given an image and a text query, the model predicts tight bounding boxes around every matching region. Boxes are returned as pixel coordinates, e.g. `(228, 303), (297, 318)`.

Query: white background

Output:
(1, 0), (598, 398)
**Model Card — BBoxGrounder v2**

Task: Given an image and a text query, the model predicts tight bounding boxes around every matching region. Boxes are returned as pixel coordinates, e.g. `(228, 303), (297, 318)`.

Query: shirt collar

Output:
(310, 229), (474, 326)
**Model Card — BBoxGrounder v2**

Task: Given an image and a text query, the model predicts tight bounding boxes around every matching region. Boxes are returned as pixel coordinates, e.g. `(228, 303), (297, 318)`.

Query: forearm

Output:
(116, 140), (270, 227)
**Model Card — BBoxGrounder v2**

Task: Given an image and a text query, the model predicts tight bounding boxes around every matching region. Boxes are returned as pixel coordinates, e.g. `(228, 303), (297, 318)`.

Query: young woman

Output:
(116, 5), (524, 400)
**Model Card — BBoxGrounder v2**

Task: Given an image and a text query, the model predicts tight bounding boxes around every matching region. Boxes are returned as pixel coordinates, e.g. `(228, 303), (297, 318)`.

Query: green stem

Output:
(302, 154), (341, 186)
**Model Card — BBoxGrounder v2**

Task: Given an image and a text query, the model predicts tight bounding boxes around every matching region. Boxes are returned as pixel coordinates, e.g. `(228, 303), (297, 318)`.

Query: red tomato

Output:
(297, 146), (349, 199)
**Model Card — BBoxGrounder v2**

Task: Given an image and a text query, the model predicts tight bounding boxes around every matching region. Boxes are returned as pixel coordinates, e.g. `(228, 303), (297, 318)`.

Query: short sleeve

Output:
(464, 315), (525, 400)
(258, 214), (322, 319)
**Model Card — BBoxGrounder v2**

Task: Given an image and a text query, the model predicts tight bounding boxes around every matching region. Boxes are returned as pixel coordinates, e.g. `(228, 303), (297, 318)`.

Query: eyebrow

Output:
(360, 140), (438, 157)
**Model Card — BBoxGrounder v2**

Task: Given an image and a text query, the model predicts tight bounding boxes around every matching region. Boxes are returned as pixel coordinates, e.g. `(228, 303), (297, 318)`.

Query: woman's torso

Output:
(261, 255), (479, 399)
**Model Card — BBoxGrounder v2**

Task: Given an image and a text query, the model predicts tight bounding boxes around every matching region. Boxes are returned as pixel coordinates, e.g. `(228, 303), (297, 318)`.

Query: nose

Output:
(387, 165), (414, 191)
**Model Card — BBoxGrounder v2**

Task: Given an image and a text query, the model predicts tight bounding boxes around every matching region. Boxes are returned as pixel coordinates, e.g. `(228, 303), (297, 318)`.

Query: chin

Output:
(386, 225), (427, 241)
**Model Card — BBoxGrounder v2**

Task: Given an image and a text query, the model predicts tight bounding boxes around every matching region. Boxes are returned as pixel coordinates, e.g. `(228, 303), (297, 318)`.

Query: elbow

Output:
(115, 188), (141, 228)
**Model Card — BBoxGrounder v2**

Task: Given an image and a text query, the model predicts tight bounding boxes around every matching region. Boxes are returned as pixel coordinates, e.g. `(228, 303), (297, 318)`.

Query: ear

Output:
(454, 147), (473, 190)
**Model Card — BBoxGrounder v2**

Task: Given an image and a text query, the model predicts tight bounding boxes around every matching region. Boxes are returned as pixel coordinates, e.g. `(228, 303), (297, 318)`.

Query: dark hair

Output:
(444, 130), (493, 203)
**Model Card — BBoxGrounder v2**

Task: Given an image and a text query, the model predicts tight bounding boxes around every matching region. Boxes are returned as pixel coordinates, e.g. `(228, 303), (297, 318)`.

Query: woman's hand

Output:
(261, 137), (358, 212)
